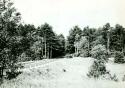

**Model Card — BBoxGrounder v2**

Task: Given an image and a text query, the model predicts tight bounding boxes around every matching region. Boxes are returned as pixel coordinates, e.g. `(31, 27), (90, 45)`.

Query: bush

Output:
(87, 44), (108, 78)
(114, 51), (125, 63)
(100, 72), (118, 81)
(87, 60), (107, 78)
(65, 54), (73, 58)
(80, 50), (89, 57)
(74, 53), (80, 57)
(91, 44), (107, 62)
(110, 74), (118, 81)
(6, 63), (22, 80)
(6, 71), (21, 80)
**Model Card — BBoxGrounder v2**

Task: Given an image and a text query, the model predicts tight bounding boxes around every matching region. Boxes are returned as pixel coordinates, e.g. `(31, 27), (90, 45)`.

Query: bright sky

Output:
(14, 0), (125, 37)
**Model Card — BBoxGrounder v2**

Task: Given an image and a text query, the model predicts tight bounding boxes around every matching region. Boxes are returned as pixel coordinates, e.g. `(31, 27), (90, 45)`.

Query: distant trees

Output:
(110, 24), (125, 52)
(67, 26), (96, 57)
(37, 23), (65, 58)
(57, 34), (65, 56)
(17, 23), (66, 60)
(66, 23), (125, 59)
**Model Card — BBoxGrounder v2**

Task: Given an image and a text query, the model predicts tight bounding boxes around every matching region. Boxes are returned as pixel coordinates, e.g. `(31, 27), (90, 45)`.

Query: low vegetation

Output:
(87, 44), (108, 78)
(114, 51), (125, 63)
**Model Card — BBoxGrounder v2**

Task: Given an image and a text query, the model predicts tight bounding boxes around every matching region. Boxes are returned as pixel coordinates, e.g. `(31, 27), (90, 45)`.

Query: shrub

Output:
(6, 63), (22, 80)
(74, 53), (80, 57)
(91, 44), (107, 62)
(87, 44), (108, 78)
(87, 60), (107, 78)
(100, 72), (118, 81)
(114, 51), (125, 63)
(110, 74), (118, 81)
(65, 54), (73, 58)
(6, 71), (21, 80)
(80, 50), (89, 57)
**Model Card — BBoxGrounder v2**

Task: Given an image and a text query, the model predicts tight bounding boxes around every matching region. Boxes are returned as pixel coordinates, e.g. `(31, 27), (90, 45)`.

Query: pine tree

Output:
(0, 0), (21, 79)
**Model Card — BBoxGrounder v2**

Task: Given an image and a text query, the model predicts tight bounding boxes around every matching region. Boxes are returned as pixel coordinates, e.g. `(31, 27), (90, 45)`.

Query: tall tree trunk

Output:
(41, 42), (43, 57)
(77, 44), (78, 55)
(0, 66), (4, 78)
(121, 32), (124, 53)
(107, 31), (110, 54)
(47, 45), (49, 59)
(42, 47), (43, 58)
(75, 47), (76, 54)
(107, 35), (110, 54)
(44, 36), (47, 59)
(50, 45), (52, 58)
(88, 36), (90, 57)
(123, 44), (125, 53)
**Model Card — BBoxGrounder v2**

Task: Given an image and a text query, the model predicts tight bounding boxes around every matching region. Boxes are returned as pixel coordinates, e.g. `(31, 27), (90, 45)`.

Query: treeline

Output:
(0, 0), (65, 79)
(17, 23), (65, 61)
(66, 23), (125, 57)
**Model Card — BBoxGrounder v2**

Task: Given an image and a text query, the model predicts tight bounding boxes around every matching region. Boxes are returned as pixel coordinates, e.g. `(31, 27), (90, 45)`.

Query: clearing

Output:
(1, 57), (125, 88)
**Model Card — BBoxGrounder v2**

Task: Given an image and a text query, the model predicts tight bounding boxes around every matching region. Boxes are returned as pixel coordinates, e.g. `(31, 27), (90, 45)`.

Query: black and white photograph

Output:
(0, 0), (125, 88)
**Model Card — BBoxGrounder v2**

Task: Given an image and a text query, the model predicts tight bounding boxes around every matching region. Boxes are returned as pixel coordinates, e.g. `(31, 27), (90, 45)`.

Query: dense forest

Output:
(0, 0), (125, 80)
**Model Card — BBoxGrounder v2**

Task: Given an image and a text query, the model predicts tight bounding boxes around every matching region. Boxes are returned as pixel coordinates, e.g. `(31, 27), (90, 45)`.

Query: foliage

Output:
(77, 36), (89, 57)
(87, 60), (107, 78)
(66, 23), (125, 58)
(87, 44), (108, 78)
(65, 54), (73, 58)
(110, 24), (125, 52)
(37, 23), (66, 58)
(91, 44), (107, 61)
(66, 26), (82, 54)
(114, 51), (125, 63)
(101, 23), (110, 49)
(0, 0), (22, 79)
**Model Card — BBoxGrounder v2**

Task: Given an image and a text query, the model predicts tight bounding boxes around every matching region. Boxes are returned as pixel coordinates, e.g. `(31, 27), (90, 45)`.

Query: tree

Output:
(78, 36), (89, 57)
(38, 23), (54, 58)
(17, 24), (37, 61)
(74, 34), (81, 55)
(38, 23), (65, 58)
(102, 23), (111, 54)
(0, 0), (21, 79)
(66, 26), (82, 54)
(82, 26), (96, 57)
(57, 34), (65, 56)
(110, 24), (125, 52)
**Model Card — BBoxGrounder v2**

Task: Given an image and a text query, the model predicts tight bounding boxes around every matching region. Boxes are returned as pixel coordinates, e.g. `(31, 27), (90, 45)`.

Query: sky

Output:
(13, 0), (125, 37)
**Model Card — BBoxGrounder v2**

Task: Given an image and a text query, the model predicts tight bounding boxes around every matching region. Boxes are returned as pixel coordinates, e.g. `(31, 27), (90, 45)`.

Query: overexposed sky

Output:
(14, 0), (125, 37)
